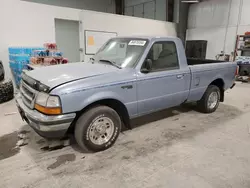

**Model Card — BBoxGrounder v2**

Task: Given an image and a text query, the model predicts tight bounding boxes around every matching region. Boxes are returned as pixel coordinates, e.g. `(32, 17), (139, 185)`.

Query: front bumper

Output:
(15, 94), (76, 138)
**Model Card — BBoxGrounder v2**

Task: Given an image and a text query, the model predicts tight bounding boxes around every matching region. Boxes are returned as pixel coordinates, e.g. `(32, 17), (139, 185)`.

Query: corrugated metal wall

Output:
(22, 0), (115, 13)
(124, 0), (166, 21)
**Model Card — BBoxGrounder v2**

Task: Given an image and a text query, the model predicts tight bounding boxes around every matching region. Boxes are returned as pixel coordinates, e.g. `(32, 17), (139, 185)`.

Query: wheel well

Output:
(209, 78), (225, 102)
(68, 99), (131, 133)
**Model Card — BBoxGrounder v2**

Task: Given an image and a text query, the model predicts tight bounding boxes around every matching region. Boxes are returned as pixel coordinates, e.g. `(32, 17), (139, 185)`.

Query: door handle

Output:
(121, 85), (133, 89)
(176, 74), (184, 80)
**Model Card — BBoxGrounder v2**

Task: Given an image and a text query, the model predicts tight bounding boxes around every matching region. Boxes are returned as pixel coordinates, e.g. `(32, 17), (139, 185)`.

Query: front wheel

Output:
(74, 106), (121, 152)
(197, 85), (220, 113)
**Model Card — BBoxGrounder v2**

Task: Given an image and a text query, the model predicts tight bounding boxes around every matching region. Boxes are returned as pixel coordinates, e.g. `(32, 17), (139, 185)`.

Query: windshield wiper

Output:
(99, 59), (122, 69)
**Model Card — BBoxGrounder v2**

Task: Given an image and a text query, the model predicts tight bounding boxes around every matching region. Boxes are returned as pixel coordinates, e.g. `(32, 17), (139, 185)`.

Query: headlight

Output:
(47, 96), (61, 107)
(36, 92), (49, 106)
(35, 92), (62, 115)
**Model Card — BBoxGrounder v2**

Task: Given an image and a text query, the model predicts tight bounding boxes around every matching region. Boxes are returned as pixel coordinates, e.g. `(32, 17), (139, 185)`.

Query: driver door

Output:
(136, 40), (190, 115)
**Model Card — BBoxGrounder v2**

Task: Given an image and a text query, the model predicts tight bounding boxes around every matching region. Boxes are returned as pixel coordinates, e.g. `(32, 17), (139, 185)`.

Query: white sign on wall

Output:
(85, 30), (117, 55)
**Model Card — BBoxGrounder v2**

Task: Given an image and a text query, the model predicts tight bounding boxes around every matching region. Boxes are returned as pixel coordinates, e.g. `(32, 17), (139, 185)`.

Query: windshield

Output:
(92, 38), (149, 68)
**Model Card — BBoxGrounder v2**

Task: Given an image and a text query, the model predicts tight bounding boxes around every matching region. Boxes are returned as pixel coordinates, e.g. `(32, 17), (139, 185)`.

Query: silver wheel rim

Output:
(208, 91), (218, 109)
(89, 116), (115, 145)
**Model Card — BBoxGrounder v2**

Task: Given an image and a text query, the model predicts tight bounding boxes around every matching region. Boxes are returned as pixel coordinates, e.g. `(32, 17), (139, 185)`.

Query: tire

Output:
(0, 79), (14, 104)
(74, 106), (121, 152)
(0, 62), (4, 82)
(0, 74), (4, 82)
(197, 85), (220, 113)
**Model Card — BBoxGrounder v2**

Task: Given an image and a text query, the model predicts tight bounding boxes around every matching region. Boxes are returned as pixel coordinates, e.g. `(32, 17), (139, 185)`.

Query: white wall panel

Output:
(80, 10), (177, 62)
(0, 0), (82, 77)
(224, 26), (237, 54)
(212, 0), (230, 27)
(240, 0), (250, 26)
(196, 1), (213, 28)
(186, 0), (250, 59)
(187, 4), (197, 29)
(188, 0), (241, 28)
(187, 28), (226, 59)
(0, 0), (115, 78)
(228, 0), (241, 26)
(189, 0), (231, 28)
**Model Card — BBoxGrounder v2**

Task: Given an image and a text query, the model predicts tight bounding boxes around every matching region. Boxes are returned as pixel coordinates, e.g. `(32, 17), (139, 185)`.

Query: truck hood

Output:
(25, 62), (118, 88)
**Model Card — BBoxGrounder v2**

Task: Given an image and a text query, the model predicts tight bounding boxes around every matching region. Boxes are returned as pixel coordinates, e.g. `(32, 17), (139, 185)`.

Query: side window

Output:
(144, 41), (179, 71)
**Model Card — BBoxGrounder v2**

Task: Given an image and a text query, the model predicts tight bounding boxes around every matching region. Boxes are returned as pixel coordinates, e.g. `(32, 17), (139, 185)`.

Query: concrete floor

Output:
(1, 83), (250, 188)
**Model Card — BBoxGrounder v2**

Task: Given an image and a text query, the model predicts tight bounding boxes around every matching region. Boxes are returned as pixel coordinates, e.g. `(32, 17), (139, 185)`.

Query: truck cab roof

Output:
(115, 36), (178, 40)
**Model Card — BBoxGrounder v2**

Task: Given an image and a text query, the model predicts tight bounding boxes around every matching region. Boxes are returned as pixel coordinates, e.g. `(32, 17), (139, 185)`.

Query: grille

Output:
(20, 81), (38, 109)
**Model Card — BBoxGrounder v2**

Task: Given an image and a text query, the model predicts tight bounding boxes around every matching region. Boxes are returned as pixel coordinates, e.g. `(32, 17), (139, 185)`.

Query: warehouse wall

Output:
(22, 0), (115, 13)
(0, 0), (115, 78)
(186, 0), (249, 59)
(175, 1), (189, 43)
(80, 10), (177, 62)
(124, 0), (166, 21)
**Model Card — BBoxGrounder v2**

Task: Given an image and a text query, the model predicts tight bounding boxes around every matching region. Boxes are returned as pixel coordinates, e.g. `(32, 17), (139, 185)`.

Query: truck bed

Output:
(187, 58), (225, 66)
(186, 61), (236, 102)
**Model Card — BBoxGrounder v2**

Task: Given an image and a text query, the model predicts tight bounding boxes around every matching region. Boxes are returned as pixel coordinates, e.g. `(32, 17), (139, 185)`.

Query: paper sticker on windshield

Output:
(128, 40), (146, 46)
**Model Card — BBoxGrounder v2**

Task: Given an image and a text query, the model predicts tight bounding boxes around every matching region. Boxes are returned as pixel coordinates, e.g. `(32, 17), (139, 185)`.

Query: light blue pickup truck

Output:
(16, 36), (236, 152)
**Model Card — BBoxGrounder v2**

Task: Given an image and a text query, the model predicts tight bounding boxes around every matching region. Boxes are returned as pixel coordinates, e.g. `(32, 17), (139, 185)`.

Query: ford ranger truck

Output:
(16, 36), (237, 152)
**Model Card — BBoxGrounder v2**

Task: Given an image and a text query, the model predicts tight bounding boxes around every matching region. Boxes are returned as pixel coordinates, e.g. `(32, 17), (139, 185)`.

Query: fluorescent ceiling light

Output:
(181, 0), (199, 3)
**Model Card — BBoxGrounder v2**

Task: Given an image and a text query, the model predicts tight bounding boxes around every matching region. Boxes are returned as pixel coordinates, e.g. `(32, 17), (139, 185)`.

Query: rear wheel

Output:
(197, 85), (220, 113)
(74, 106), (121, 152)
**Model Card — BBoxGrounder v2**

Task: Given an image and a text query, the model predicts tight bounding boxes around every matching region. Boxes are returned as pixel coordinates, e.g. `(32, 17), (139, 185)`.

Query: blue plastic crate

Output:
(10, 61), (28, 74)
(10, 68), (22, 87)
(9, 61), (16, 69)
(8, 46), (44, 87)
(9, 55), (30, 62)
(9, 47), (45, 55)
(8, 47), (23, 55)
(15, 55), (30, 62)
(9, 55), (14, 61)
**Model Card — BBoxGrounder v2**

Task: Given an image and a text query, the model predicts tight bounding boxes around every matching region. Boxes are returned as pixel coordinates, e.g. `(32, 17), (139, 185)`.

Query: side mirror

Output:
(141, 59), (152, 73)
